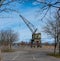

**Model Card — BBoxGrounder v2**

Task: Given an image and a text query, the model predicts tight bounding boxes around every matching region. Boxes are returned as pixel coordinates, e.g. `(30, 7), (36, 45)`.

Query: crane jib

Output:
(19, 14), (37, 33)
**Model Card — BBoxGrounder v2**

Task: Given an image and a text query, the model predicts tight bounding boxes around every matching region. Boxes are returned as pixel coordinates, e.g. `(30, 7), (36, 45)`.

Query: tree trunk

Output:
(54, 37), (57, 54)
(10, 44), (11, 49)
(9, 43), (12, 49)
(59, 41), (60, 54)
(0, 49), (2, 61)
(54, 42), (57, 54)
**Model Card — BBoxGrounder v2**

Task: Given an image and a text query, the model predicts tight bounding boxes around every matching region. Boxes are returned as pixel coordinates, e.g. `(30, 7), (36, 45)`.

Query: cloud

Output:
(14, 28), (32, 42)
(0, 1), (53, 43)
(37, 0), (45, 2)
(0, 12), (21, 29)
(32, 0), (45, 5)
(32, 1), (40, 5)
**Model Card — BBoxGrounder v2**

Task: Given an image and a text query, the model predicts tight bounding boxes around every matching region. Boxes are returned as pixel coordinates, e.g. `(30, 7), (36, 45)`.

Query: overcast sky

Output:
(0, 0), (58, 43)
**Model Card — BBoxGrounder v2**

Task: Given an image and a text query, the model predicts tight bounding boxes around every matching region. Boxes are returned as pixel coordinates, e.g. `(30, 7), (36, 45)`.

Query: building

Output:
(32, 33), (41, 47)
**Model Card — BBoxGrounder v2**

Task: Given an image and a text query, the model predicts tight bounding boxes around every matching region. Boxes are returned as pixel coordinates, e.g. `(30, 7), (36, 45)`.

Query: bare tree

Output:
(0, 0), (35, 13)
(0, 29), (18, 49)
(36, 0), (60, 20)
(0, 0), (22, 12)
(36, 0), (60, 54)
(43, 12), (60, 54)
(44, 20), (57, 54)
(0, 0), (60, 17)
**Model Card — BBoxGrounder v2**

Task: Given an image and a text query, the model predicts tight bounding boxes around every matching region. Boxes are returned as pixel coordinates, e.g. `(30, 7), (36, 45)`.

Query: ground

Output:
(1, 46), (60, 61)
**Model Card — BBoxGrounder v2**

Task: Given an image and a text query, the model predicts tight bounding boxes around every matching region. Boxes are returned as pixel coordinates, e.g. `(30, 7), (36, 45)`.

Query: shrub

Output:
(1, 48), (15, 52)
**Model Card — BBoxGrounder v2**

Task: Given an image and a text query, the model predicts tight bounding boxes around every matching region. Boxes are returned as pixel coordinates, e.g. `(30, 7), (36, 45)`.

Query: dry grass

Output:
(42, 45), (54, 49)
(1, 48), (15, 52)
(48, 53), (60, 58)
(0, 57), (1, 60)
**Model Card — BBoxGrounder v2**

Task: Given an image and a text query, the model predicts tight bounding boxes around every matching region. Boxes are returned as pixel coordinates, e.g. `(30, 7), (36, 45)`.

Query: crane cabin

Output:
(32, 33), (41, 47)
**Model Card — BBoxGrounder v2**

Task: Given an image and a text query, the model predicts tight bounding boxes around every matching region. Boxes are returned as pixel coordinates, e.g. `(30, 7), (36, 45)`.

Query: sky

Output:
(0, 0), (58, 43)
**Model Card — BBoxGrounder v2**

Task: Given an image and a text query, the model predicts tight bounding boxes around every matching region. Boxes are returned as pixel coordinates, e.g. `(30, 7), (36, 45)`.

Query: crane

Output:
(19, 15), (37, 33)
(19, 14), (41, 47)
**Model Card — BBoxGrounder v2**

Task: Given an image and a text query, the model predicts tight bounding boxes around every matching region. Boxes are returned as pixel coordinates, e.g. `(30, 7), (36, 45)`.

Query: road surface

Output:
(1, 47), (60, 61)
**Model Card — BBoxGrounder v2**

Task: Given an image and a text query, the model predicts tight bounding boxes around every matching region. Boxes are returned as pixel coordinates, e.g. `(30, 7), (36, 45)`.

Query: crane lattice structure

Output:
(19, 14), (41, 47)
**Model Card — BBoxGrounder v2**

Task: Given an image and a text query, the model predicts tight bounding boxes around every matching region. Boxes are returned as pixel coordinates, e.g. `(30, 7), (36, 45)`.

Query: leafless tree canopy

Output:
(36, 0), (60, 20)
(0, 0), (60, 14)
(43, 11), (60, 54)
(0, 29), (18, 48)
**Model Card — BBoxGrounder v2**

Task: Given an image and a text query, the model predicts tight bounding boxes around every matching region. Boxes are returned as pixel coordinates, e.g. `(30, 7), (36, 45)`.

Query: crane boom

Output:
(19, 14), (37, 33)
(19, 14), (41, 47)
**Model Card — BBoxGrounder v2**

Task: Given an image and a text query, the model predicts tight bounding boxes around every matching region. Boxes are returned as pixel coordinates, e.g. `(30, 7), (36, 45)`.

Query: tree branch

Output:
(41, 7), (50, 21)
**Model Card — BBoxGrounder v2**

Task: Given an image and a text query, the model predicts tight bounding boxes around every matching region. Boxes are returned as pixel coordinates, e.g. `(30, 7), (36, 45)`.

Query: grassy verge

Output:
(1, 48), (15, 52)
(0, 57), (1, 60)
(48, 53), (60, 58)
